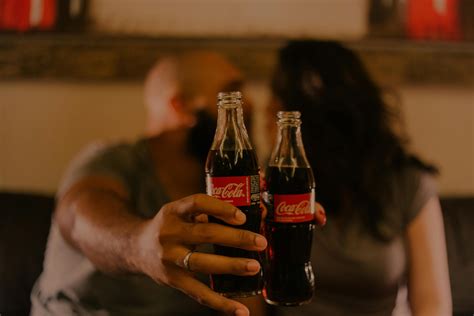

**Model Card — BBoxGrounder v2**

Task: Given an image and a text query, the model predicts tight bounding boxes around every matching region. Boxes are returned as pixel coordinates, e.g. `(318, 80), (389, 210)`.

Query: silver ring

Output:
(183, 250), (195, 271)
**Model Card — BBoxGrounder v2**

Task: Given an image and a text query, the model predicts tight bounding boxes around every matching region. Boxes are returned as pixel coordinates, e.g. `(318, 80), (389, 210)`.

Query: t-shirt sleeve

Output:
(57, 141), (138, 198)
(403, 169), (439, 227)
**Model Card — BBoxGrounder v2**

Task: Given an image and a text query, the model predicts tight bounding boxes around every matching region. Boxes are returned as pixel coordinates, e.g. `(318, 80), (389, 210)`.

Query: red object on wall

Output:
(406, 0), (462, 40)
(0, 0), (56, 31)
(1, 0), (31, 31)
(40, 0), (56, 29)
(0, 0), (4, 28)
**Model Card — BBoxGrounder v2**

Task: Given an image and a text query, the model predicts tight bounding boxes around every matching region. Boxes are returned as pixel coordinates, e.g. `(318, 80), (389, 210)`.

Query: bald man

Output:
(30, 52), (266, 316)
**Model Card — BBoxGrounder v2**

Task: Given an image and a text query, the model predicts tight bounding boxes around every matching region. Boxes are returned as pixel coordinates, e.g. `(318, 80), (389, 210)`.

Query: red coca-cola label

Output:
(273, 192), (314, 223)
(207, 176), (258, 207)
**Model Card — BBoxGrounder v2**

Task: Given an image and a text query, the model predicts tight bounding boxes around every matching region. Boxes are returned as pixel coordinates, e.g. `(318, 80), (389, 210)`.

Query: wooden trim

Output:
(0, 34), (473, 86)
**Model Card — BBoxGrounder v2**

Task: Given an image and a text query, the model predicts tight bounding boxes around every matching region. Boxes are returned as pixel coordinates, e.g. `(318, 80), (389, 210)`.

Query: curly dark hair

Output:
(272, 40), (437, 239)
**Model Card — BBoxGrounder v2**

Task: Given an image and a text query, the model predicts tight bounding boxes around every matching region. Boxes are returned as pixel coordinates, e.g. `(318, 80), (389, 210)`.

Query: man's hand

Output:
(57, 176), (267, 315)
(133, 194), (267, 316)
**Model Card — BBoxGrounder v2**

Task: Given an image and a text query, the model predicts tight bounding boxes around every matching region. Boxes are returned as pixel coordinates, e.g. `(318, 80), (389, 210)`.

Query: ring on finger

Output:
(183, 250), (195, 271)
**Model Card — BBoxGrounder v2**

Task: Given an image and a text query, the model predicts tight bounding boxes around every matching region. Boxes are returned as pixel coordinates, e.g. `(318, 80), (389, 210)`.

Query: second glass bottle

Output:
(263, 111), (316, 306)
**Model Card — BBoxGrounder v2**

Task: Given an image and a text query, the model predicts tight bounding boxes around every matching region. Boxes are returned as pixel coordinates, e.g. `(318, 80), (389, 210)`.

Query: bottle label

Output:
(273, 191), (315, 223)
(206, 175), (260, 207)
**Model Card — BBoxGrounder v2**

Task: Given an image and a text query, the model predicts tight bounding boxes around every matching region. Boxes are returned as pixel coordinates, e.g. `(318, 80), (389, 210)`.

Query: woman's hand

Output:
(133, 194), (267, 316)
(315, 202), (327, 226)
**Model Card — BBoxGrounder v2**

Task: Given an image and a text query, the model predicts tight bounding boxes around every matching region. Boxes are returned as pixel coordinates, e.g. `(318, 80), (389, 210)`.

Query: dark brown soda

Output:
(264, 166), (315, 305)
(205, 149), (262, 297)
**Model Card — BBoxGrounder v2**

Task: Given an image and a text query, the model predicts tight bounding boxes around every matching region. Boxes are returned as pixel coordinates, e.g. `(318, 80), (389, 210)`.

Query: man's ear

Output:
(170, 94), (196, 127)
(169, 94), (184, 113)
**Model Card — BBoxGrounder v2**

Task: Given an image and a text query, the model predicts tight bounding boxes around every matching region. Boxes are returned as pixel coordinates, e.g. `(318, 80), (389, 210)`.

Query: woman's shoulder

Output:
(391, 165), (438, 227)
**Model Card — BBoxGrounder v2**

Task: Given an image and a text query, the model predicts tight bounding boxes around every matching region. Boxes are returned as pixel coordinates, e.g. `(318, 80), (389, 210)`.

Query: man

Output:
(31, 51), (266, 316)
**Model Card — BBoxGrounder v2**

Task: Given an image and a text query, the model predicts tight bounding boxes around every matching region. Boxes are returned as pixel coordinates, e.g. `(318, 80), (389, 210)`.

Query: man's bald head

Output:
(144, 51), (243, 135)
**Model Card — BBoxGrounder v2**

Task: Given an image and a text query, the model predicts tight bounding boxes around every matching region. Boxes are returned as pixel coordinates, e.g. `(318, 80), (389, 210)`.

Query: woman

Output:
(269, 41), (451, 316)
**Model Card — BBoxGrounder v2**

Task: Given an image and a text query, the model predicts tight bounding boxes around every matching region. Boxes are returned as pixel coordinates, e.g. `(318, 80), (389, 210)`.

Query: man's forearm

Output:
(56, 181), (146, 275)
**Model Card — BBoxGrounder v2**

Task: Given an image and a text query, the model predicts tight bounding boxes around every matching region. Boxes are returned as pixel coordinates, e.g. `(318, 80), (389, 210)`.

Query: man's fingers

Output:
(173, 194), (246, 225)
(194, 213), (208, 223)
(184, 222), (267, 251)
(177, 249), (261, 276)
(173, 273), (250, 316)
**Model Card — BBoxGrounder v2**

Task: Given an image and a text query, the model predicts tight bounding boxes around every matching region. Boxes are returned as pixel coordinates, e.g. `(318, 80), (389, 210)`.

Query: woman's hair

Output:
(272, 40), (437, 239)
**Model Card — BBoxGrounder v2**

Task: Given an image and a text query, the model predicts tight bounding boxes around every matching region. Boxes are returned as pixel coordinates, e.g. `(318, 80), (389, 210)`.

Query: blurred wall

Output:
(89, 0), (368, 39)
(401, 86), (474, 196)
(0, 81), (472, 196)
(0, 81), (144, 194)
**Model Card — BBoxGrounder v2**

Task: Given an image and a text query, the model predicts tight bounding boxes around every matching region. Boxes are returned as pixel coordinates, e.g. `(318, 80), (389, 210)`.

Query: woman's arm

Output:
(407, 196), (452, 316)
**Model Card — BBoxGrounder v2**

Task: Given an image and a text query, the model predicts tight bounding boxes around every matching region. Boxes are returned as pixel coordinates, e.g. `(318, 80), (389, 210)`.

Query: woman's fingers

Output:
(172, 272), (250, 316)
(183, 222), (267, 251)
(315, 202), (327, 226)
(173, 194), (246, 225)
(177, 249), (261, 276)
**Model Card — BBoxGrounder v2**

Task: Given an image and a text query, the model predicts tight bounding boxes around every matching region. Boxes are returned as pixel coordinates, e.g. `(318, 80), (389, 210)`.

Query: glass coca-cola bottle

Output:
(263, 111), (316, 306)
(205, 91), (262, 297)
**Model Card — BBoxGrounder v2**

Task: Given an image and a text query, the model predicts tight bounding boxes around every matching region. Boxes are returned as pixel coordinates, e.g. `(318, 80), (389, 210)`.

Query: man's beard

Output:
(186, 109), (253, 164)
(186, 110), (217, 164)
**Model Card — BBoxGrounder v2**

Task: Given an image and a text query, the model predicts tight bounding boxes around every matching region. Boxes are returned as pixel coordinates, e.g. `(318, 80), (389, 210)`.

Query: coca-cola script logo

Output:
(207, 176), (251, 207)
(273, 192), (314, 223)
(212, 183), (245, 199)
(276, 200), (310, 216)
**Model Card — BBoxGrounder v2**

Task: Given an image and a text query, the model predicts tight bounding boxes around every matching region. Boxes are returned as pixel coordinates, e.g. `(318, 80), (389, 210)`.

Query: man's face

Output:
(196, 78), (249, 118)
(177, 52), (252, 162)
(186, 79), (256, 164)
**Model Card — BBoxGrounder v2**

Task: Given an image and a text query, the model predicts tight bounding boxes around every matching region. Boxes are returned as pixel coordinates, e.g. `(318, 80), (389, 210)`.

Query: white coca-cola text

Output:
(212, 183), (246, 199)
(276, 200), (310, 216)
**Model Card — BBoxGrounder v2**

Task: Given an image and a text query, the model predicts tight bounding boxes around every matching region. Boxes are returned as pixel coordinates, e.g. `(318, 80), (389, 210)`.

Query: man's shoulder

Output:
(57, 138), (148, 196)
(72, 138), (147, 168)
(80, 138), (144, 158)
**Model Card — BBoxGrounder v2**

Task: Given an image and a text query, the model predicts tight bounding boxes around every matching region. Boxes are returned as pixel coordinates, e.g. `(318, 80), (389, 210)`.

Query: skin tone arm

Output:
(407, 197), (452, 316)
(55, 175), (269, 316)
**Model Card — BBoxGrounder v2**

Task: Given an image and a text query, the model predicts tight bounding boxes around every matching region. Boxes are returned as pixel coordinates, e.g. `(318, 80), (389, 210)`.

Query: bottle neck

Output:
(210, 101), (252, 151)
(269, 120), (310, 168)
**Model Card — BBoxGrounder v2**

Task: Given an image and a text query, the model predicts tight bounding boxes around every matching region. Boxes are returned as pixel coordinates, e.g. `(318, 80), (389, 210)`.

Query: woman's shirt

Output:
(275, 167), (438, 316)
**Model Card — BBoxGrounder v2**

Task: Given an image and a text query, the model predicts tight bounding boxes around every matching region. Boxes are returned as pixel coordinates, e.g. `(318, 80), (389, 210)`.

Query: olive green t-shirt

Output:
(31, 139), (437, 316)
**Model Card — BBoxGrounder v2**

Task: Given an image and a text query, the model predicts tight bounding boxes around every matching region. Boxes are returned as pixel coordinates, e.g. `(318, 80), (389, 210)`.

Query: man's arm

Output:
(55, 175), (267, 316)
(55, 175), (143, 274)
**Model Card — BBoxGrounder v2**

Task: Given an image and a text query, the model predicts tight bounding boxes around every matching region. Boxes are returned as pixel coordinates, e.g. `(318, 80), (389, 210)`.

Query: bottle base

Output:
(264, 297), (313, 307)
(219, 290), (262, 298)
